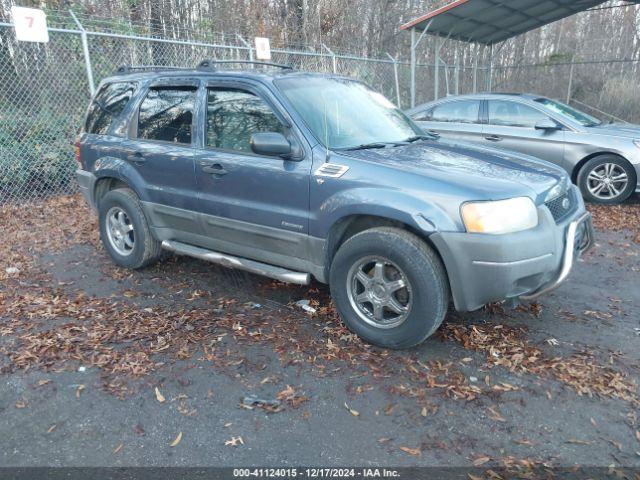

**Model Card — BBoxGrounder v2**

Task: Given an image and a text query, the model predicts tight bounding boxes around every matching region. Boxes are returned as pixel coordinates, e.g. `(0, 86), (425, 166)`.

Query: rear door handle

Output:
(200, 161), (228, 177)
(485, 135), (502, 142)
(125, 152), (146, 164)
(427, 130), (441, 138)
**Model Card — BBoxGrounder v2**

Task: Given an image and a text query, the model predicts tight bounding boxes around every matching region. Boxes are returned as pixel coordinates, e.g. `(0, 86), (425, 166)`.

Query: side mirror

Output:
(535, 119), (561, 131)
(250, 132), (292, 157)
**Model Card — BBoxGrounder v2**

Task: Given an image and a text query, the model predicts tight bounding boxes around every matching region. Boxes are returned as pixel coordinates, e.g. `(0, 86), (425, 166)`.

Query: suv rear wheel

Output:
(330, 227), (449, 349)
(98, 188), (164, 269)
(577, 155), (636, 204)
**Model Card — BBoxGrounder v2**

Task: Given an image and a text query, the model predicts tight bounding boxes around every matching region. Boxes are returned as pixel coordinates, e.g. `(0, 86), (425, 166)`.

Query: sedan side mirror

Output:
(250, 132), (292, 158)
(535, 119), (562, 131)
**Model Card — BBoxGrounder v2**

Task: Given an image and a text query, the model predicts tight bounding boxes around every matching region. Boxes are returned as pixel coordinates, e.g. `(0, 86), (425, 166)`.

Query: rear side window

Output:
(85, 82), (137, 135)
(137, 87), (196, 144)
(488, 101), (549, 128)
(428, 100), (480, 123)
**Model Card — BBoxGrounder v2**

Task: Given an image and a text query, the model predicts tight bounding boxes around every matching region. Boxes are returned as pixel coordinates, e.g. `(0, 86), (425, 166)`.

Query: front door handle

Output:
(126, 152), (146, 164)
(485, 135), (502, 142)
(427, 130), (441, 138)
(200, 161), (228, 177)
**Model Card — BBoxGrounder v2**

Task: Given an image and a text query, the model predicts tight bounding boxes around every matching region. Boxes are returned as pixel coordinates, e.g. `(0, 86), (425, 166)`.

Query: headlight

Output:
(545, 175), (569, 202)
(461, 197), (538, 234)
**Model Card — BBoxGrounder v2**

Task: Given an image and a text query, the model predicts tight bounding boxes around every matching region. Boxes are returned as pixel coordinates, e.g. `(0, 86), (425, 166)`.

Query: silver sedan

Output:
(406, 94), (640, 204)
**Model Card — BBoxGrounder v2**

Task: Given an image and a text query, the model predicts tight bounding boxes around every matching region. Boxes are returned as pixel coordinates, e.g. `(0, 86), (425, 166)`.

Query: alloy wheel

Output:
(586, 163), (629, 200)
(346, 256), (412, 329)
(105, 207), (135, 256)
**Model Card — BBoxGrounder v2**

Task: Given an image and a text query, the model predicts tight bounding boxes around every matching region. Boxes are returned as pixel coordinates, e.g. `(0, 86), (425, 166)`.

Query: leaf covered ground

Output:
(0, 195), (639, 475)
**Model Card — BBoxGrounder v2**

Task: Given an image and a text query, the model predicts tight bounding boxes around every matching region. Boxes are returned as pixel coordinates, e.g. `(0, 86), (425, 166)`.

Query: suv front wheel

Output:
(98, 188), (164, 269)
(330, 227), (449, 349)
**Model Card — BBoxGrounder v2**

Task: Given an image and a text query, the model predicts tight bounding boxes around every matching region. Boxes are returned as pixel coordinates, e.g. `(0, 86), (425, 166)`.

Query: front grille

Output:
(545, 188), (576, 223)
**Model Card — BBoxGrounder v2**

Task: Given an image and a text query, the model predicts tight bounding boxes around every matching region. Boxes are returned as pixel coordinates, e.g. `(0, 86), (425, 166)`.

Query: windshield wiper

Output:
(341, 142), (393, 151)
(403, 134), (435, 143)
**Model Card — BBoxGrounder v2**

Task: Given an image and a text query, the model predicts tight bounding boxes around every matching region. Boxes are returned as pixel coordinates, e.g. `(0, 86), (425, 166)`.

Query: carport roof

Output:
(400, 0), (610, 45)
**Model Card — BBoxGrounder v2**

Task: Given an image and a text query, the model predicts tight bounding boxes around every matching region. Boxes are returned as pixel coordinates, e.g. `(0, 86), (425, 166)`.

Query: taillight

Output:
(75, 138), (82, 167)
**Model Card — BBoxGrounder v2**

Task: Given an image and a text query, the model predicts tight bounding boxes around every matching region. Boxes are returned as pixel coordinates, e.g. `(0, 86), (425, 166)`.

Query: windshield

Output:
(534, 98), (602, 127)
(275, 77), (422, 149)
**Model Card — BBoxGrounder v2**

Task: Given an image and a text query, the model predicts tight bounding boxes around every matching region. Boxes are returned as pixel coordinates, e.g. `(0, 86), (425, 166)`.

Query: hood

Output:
(585, 122), (640, 140)
(341, 139), (566, 202)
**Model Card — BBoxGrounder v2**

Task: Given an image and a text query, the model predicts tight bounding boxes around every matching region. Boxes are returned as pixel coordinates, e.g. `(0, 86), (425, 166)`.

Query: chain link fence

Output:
(0, 21), (424, 203)
(1, 14), (638, 204)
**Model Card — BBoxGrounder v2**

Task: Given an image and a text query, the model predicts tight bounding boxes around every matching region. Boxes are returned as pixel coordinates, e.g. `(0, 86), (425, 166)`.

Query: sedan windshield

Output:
(275, 76), (423, 150)
(534, 98), (602, 127)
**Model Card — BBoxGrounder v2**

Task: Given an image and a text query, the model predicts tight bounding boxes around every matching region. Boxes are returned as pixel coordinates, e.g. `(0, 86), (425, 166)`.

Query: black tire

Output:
(98, 188), (164, 269)
(329, 227), (449, 349)
(577, 155), (636, 204)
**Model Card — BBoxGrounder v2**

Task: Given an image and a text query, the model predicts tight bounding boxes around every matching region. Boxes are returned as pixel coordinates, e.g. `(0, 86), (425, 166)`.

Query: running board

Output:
(161, 240), (311, 285)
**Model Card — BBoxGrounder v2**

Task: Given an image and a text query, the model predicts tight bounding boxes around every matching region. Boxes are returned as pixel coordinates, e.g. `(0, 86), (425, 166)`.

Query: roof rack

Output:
(196, 59), (294, 71)
(115, 65), (188, 74)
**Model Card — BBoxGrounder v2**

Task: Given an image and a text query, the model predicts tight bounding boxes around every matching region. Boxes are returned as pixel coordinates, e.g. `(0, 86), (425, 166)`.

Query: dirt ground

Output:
(0, 194), (639, 476)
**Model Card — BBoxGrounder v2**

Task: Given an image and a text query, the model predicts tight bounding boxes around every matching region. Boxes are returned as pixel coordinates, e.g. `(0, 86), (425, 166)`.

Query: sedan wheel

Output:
(586, 163), (628, 201)
(578, 155), (636, 204)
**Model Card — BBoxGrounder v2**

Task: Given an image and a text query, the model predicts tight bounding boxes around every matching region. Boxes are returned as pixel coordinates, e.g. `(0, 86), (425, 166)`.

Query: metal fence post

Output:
(236, 34), (253, 62)
(386, 53), (401, 108)
(322, 44), (337, 73)
(69, 10), (95, 95)
(567, 55), (575, 103)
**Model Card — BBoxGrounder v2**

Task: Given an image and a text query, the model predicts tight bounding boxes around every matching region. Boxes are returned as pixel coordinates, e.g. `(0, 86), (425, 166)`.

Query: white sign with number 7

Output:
(11, 6), (49, 43)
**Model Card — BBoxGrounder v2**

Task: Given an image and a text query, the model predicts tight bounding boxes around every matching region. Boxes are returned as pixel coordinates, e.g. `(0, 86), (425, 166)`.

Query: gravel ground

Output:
(0, 195), (639, 475)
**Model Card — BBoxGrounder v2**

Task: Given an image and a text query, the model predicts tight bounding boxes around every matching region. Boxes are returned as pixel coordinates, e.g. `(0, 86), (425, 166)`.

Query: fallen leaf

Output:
(15, 399), (28, 409)
(225, 436), (244, 446)
(76, 385), (85, 398)
(636, 431), (640, 442)
(566, 439), (592, 445)
(515, 439), (534, 446)
(486, 406), (506, 422)
(421, 406), (428, 417)
(170, 431), (182, 447)
(47, 424), (57, 433)
(113, 443), (123, 454)
(155, 387), (165, 403)
(344, 402), (359, 417)
(472, 456), (490, 466)
(399, 446), (421, 456)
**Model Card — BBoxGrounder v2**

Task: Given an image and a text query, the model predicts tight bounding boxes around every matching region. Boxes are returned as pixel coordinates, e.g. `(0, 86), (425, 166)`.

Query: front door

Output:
(193, 84), (311, 262)
(482, 100), (566, 166)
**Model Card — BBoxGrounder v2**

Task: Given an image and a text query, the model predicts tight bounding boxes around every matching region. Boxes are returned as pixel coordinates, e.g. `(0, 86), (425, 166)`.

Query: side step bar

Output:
(161, 240), (311, 285)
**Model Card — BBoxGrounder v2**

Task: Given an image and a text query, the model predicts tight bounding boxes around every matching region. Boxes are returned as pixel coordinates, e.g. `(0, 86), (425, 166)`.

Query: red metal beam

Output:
(400, 0), (470, 30)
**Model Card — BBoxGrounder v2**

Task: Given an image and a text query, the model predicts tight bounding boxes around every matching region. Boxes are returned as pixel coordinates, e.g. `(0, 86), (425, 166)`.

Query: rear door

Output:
(412, 99), (484, 144)
(482, 99), (566, 165)
(192, 81), (311, 261)
(120, 80), (201, 234)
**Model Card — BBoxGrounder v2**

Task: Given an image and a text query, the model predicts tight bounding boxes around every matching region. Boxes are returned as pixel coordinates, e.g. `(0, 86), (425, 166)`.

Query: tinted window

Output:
(488, 101), (549, 128)
(206, 88), (284, 153)
(137, 87), (196, 144)
(429, 100), (480, 123)
(85, 82), (136, 135)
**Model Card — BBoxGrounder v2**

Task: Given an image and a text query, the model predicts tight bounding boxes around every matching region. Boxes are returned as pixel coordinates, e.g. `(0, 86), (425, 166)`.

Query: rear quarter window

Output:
(85, 82), (137, 135)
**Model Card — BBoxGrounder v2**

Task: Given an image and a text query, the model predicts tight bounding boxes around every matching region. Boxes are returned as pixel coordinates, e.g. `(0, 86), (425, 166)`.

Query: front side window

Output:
(85, 82), (137, 135)
(206, 88), (284, 153)
(488, 100), (549, 128)
(430, 100), (481, 123)
(137, 87), (196, 144)
(275, 77), (421, 150)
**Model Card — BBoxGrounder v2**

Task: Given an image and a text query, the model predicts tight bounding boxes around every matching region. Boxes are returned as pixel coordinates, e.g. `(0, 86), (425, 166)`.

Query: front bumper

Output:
(430, 192), (594, 311)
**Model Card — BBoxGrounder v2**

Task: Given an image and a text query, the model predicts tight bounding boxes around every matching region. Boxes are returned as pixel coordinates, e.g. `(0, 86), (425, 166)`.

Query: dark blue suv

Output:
(76, 60), (594, 349)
